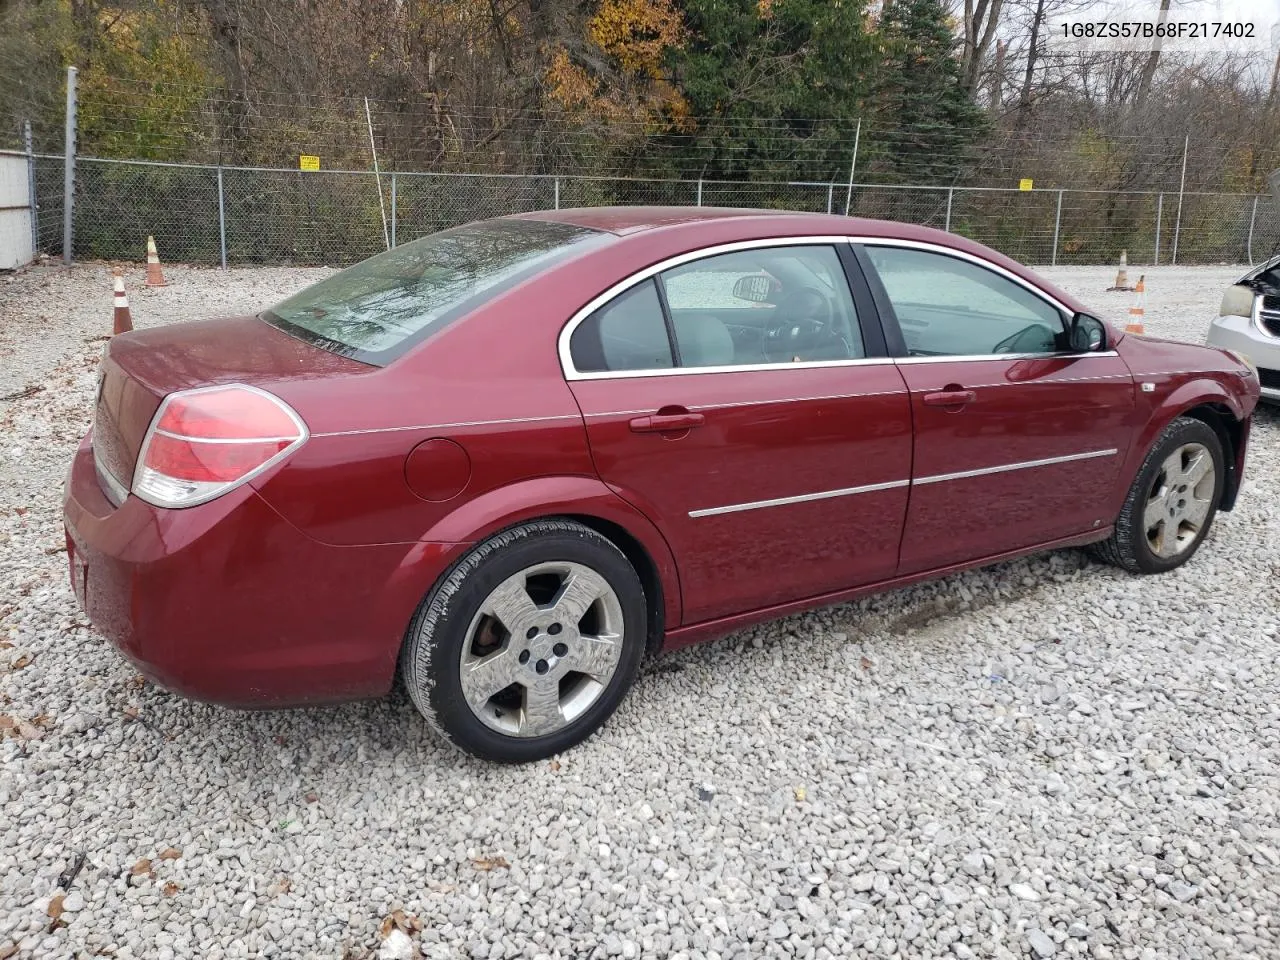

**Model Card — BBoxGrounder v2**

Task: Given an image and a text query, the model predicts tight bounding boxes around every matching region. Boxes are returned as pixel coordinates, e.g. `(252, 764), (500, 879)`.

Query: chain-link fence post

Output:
(1051, 189), (1063, 266)
(1154, 193), (1163, 265)
(23, 120), (37, 255)
(390, 172), (397, 247)
(62, 65), (77, 264)
(1247, 195), (1259, 264)
(216, 166), (227, 269)
(696, 178), (703, 207)
(1171, 135), (1188, 266)
(944, 188), (954, 232)
(554, 177), (560, 210)
(826, 184), (834, 214)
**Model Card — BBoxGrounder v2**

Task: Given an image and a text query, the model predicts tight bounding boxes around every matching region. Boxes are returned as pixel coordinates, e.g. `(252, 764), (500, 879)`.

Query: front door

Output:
(856, 243), (1136, 574)
(564, 241), (914, 624)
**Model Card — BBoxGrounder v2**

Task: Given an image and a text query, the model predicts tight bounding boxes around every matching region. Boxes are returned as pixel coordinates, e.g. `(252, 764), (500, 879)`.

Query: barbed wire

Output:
(3, 71), (1276, 191)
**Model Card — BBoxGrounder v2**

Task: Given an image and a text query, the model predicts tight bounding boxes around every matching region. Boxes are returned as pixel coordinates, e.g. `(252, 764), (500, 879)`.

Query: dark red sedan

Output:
(64, 208), (1260, 761)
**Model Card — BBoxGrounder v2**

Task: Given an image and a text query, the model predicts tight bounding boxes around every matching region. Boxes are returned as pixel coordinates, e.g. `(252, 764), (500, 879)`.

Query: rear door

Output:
(564, 240), (913, 625)
(855, 242), (1136, 574)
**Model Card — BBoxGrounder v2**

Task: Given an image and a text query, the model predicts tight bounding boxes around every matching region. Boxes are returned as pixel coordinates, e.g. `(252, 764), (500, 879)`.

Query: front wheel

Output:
(400, 519), (647, 762)
(1091, 416), (1224, 574)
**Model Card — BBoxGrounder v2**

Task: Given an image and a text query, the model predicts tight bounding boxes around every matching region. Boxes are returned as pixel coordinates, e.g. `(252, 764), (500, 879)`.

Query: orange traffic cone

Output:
(112, 268), (134, 335)
(145, 235), (166, 287)
(1124, 275), (1146, 335)
(1107, 249), (1132, 291)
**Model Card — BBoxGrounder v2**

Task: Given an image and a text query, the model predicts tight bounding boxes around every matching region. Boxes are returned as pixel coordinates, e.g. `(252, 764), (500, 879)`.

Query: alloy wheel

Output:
(1144, 442), (1215, 559)
(459, 561), (625, 737)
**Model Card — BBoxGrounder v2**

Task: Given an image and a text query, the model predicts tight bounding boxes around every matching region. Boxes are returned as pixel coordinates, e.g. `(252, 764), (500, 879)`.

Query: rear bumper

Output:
(1206, 315), (1280, 402)
(62, 434), (462, 707)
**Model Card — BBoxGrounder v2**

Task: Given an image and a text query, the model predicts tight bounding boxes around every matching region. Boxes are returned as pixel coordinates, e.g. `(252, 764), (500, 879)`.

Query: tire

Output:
(1091, 416), (1225, 574)
(400, 519), (647, 763)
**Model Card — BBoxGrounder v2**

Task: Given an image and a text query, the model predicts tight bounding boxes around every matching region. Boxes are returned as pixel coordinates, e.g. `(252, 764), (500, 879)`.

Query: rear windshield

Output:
(262, 219), (608, 365)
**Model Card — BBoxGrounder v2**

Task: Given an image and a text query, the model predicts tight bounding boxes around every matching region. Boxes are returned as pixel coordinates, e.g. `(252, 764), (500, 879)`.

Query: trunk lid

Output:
(93, 315), (370, 499)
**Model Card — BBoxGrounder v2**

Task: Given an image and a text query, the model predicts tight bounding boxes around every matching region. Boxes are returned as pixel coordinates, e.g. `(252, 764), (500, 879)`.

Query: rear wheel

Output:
(400, 519), (646, 762)
(1091, 416), (1224, 574)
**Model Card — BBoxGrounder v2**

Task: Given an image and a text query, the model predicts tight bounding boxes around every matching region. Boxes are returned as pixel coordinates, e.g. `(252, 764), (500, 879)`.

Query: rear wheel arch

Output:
(417, 476), (682, 632)
(565, 514), (667, 656)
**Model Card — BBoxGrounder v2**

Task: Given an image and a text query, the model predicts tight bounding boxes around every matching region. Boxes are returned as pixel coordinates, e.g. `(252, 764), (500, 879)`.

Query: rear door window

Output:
(569, 280), (674, 373)
(567, 244), (866, 375)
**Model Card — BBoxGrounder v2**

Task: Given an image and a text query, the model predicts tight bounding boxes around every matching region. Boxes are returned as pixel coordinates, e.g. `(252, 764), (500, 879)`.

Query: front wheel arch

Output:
(1180, 403), (1245, 511)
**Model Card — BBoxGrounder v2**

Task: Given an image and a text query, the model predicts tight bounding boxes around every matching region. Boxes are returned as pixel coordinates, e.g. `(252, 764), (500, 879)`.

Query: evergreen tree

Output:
(662, 0), (878, 182)
(869, 0), (987, 185)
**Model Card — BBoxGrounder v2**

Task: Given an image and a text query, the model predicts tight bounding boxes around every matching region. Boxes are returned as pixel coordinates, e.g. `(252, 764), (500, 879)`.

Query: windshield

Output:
(262, 219), (608, 364)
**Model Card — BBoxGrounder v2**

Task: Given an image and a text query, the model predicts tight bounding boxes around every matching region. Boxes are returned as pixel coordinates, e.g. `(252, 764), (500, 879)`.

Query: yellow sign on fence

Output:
(1019, 178), (1034, 191)
(299, 155), (321, 172)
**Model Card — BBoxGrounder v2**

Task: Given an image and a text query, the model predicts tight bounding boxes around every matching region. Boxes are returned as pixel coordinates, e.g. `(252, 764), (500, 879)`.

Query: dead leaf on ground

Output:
(267, 877), (291, 896)
(123, 705), (140, 720)
(9, 654), (32, 671)
(126, 675), (146, 691)
(469, 856), (510, 872)
(378, 909), (422, 939)
(0, 941), (18, 959)
(157, 847), (181, 860)
(304, 791), (319, 803)
(0, 715), (45, 741)
(130, 858), (154, 879)
(859, 656), (873, 671)
(272, 734), (288, 746)
(549, 760), (561, 772)
(794, 785), (808, 802)
(0, 640), (12, 650)
(46, 893), (66, 932)
(162, 881), (180, 897)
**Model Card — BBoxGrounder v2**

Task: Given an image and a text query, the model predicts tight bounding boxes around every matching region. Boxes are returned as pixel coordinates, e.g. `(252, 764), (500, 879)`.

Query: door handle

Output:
(923, 389), (976, 407)
(629, 412), (705, 433)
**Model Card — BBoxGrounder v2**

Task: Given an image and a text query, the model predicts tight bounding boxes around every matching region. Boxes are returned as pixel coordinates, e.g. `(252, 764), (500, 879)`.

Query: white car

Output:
(1207, 253), (1280, 403)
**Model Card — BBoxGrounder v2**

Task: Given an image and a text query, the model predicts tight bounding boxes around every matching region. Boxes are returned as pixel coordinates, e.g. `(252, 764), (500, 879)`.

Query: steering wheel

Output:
(764, 287), (834, 362)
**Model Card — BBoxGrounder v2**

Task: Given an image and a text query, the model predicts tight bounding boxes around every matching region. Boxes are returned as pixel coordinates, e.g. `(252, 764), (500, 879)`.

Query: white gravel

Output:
(2, 260), (1278, 960)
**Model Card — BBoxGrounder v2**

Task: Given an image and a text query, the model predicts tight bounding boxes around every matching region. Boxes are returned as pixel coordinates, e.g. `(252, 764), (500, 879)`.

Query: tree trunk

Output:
(1019, 0), (1046, 111)
(1134, 0), (1171, 105)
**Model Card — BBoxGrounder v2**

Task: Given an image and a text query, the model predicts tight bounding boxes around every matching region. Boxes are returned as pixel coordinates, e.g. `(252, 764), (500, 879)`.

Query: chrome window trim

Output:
(585, 389), (905, 419)
(896, 351), (1119, 364)
(857, 238), (1076, 319)
(560, 235), (870, 381)
(687, 448), (1118, 517)
(558, 235), (1086, 381)
(569, 357), (894, 381)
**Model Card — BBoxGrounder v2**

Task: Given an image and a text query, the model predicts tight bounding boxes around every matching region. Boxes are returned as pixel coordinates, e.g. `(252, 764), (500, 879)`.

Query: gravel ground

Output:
(2, 260), (1278, 960)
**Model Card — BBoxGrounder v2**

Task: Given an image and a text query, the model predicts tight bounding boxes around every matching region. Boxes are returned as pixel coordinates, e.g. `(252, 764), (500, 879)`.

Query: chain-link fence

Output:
(29, 154), (1280, 269)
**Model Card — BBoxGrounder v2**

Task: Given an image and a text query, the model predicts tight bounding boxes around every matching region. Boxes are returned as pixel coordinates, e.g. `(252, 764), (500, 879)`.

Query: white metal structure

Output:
(0, 149), (33, 270)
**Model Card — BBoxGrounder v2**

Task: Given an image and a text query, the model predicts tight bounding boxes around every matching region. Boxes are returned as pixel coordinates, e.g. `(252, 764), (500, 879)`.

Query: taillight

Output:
(133, 384), (307, 508)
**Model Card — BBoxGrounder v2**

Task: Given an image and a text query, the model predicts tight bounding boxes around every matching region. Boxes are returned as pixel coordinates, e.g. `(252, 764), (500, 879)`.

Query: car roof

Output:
(504, 206), (1095, 319)
(509, 205), (962, 240)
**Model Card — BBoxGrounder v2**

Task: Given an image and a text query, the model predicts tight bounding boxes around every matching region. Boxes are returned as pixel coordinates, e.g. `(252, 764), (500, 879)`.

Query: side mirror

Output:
(1069, 313), (1107, 352)
(733, 275), (773, 303)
